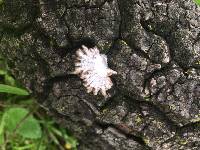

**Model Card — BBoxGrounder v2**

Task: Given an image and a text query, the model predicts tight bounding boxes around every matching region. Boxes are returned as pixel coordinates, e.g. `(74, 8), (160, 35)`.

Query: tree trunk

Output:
(0, 0), (200, 149)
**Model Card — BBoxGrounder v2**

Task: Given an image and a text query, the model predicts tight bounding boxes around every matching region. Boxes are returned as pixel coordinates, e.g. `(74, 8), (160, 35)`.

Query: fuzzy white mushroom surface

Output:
(73, 45), (117, 97)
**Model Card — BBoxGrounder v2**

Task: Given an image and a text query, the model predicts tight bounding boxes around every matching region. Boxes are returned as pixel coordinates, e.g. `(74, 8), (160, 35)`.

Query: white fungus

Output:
(73, 45), (117, 97)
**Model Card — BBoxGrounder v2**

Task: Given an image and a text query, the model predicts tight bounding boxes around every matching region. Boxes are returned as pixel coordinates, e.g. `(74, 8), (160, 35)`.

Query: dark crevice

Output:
(65, 0), (112, 10)
(142, 61), (173, 96)
(95, 120), (152, 150)
(123, 94), (179, 132)
(140, 19), (175, 59)
(36, 1), (74, 55)
(123, 93), (200, 137)
(116, 0), (123, 40)
(1, 23), (34, 37)
(31, 50), (51, 102)
(1, 0), (39, 37)
(71, 37), (97, 52)
(127, 41), (151, 62)
(41, 73), (79, 102)
(62, 15), (97, 53)
(160, 121), (200, 146)
(48, 73), (79, 83)
(140, 18), (197, 71)
(98, 90), (121, 111)
(33, 23), (74, 57)
(178, 121), (200, 135)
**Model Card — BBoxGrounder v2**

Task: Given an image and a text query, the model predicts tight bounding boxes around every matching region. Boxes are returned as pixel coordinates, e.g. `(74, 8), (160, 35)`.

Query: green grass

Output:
(0, 56), (78, 150)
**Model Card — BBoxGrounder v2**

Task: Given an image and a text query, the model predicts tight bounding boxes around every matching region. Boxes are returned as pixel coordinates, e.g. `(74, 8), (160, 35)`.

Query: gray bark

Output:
(0, 0), (200, 149)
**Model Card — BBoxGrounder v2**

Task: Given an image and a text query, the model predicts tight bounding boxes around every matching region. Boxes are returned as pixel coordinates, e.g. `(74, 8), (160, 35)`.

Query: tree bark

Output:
(0, 0), (200, 149)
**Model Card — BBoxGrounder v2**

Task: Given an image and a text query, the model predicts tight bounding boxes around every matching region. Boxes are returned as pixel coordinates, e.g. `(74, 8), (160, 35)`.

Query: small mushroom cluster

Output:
(73, 45), (117, 97)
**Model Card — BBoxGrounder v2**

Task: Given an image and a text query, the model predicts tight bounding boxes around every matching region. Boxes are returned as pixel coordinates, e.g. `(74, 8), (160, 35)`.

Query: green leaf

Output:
(0, 115), (5, 145)
(66, 136), (78, 149)
(3, 107), (42, 139)
(194, 0), (200, 5)
(0, 133), (4, 145)
(13, 144), (35, 150)
(0, 115), (5, 135)
(0, 70), (6, 75)
(0, 84), (29, 95)
(4, 74), (16, 86)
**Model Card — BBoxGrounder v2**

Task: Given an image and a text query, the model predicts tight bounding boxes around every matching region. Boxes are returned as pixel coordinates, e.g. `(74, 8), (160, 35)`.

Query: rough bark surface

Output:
(0, 0), (200, 149)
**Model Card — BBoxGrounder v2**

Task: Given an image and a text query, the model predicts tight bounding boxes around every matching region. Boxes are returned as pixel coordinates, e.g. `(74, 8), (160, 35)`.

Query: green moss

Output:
(195, 60), (200, 65)
(143, 138), (150, 144)
(98, 41), (112, 53)
(147, 25), (153, 31)
(179, 139), (188, 145)
(169, 104), (176, 111)
(135, 115), (142, 124)
(120, 40), (128, 46)
(191, 114), (200, 122)
(144, 95), (151, 101)
(102, 109), (109, 114)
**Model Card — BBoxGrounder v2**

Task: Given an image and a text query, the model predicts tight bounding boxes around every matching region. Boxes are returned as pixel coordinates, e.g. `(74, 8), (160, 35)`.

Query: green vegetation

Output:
(0, 0), (3, 5)
(194, 0), (200, 6)
(0, 84), (29, 95)
(0, 56), (78, 150)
